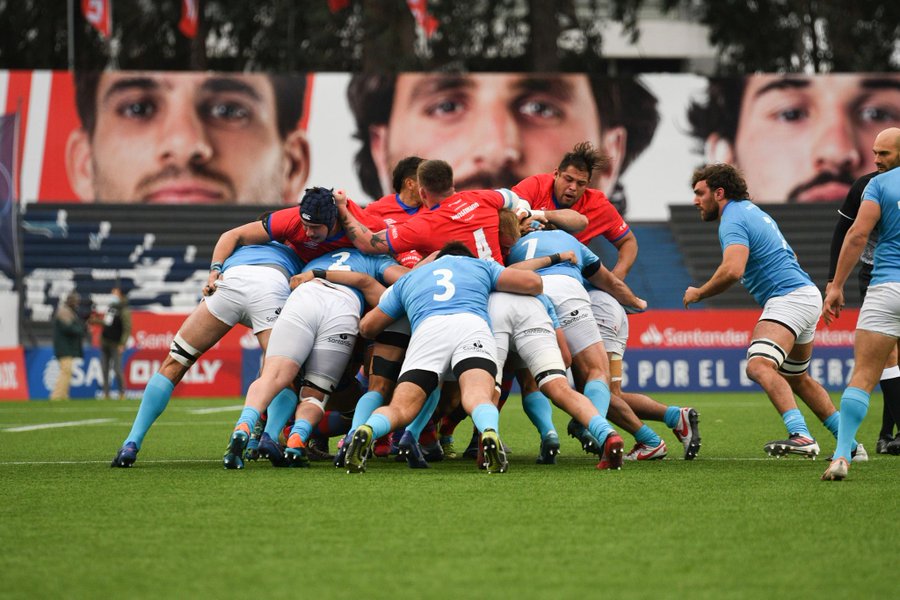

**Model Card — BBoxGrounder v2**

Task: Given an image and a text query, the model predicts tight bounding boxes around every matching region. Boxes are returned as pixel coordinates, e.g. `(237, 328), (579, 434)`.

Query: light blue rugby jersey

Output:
(506, 230), (600, 281)
(302, 249), (398, 314)
(222, 241), (305, 277)
(379, 255), (504, 332)
(718, 201), (813, 306)
(862, 168), (900, 286)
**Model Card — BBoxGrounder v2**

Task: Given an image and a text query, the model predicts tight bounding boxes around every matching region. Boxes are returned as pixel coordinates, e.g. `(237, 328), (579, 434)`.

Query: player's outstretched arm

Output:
(824, 201), (881, 324)
(496, 269), (543, 296)
(333, 190), (391, 254)
(682, 244), (747, 309)
(508, 251), (577, 272)
(359, 307), (397, 339)
(610, 231), (638, 280)
(206, 221), (270, 296)
(520, 208), (588, 234)
(587, 264), (647, 313)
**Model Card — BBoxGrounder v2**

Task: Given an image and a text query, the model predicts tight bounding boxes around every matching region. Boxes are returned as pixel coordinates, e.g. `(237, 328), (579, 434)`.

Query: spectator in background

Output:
(51, 291), (86, 401)
(65, 71), (310, 205)
(347, 72), (658, 215)
(98, 285), (132, 400)
(687, 73), (900, 204)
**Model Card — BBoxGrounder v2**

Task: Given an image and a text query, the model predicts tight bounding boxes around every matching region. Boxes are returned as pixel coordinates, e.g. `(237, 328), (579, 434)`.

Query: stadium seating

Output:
(21, 203), (279, 343)
(669, 201), (862, 308)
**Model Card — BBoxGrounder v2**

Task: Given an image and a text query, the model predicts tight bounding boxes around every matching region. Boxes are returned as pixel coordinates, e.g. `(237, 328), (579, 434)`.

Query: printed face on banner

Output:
(702, 74), (900, 203)
(369, 73), (610, 194)
(65, 71), (309, 205)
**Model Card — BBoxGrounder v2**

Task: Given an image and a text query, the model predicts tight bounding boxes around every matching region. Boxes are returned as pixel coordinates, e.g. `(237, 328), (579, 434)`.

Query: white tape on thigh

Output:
(747, 338), (787, 368)
(169, 333), (202, 367)
(300, 396), (328, 412)
(779, 357), (810, 377)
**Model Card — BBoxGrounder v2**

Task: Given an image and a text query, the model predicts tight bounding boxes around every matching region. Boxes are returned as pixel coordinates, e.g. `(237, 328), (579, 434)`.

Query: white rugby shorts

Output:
(205, 264), (290, 334)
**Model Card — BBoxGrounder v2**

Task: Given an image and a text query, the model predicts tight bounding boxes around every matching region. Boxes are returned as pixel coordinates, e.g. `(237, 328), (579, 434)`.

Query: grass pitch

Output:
(0, 392), (895, 599)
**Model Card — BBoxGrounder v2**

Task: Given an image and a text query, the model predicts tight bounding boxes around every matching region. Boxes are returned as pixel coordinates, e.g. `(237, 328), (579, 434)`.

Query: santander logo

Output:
(640, 324), (664, 346)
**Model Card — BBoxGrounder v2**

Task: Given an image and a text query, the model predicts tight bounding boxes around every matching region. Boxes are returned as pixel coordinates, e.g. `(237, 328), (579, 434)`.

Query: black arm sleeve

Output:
(828, 172), (876, 280)
(582, 260), (602, 278)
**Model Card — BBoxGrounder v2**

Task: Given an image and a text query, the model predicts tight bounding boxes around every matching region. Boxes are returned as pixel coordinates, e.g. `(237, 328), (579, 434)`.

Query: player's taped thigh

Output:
(747, 338), (788, 369)
(778, 356), (811, 377)
(397, 369), (440, 397)
(300, 372), (336, 405)
(452, 357), (498, 380)
(169, 333), (202, 367)
(374, 330), (410, 349)
(299, 396), (328, 412)
(371, 355), (402, 382)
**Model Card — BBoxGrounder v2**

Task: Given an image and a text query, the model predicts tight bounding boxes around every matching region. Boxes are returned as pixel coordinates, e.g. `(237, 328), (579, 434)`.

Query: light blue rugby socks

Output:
(471, 403), (500, 433)
(584, 379), (611, 417)
(522, 391), (555, 439)
(781, 408), (811, 438)
(834, 388), (870, 462)
(124, 373), (174, 449)
(263, 388), (298, 440)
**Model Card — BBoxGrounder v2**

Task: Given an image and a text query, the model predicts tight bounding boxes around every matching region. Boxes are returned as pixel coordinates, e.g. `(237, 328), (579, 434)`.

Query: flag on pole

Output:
(0, 113), (19, 281)
(406, 0), (438, 39)
(81, 0), (112, 39)
(179, 0), (199, 39)
(328, 0), (350, 13)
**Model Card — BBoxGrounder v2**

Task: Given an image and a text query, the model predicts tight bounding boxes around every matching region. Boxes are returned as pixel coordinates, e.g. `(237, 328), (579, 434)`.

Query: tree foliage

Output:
(0, 0), (896, 74)
(616, 0), (900, 73)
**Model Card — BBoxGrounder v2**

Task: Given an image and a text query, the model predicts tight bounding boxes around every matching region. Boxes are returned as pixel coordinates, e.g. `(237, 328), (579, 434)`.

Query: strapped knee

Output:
(169, 333), (201, 367)
(747, 338), (787, 369)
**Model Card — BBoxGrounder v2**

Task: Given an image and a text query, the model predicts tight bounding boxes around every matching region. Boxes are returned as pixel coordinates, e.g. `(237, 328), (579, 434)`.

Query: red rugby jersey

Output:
(512, 173), (630, 245)
(386, 189), (507, 264)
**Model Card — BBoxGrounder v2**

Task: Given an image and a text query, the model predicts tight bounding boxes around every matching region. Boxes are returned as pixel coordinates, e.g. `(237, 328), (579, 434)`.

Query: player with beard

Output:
(684, 164), (865, 461)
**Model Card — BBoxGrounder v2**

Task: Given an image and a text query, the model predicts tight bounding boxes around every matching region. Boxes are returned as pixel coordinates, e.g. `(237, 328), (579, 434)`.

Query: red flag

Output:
(179, 0), (199, 39)
(81, 0), (112, 39)
(406, 0), (438, 39)
(328, 0), (350, 13)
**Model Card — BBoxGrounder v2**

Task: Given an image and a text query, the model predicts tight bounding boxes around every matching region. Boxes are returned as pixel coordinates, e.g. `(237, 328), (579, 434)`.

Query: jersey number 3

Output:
(433, 269), (456, 301)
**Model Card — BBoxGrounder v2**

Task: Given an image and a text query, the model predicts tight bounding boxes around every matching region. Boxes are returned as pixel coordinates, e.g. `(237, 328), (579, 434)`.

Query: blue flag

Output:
(0, 112), (18, 281)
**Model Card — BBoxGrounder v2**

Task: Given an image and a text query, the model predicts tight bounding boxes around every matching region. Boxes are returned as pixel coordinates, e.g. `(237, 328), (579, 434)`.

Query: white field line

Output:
(3, 418), (114, 432)
(187, 405), (243, 415)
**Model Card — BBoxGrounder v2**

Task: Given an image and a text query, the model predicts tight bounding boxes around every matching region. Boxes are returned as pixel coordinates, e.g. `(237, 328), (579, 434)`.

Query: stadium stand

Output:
(669, 201), (862, 309)
(590, 223), (693, 309)
(21, 203), (280, 343)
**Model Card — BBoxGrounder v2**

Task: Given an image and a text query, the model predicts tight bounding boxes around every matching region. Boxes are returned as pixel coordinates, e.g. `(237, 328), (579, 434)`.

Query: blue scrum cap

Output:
(299, 187), (337, 230)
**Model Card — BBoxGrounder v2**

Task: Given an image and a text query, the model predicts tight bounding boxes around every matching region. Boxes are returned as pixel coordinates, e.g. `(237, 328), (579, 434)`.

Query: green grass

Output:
(0, 393), (895, 599)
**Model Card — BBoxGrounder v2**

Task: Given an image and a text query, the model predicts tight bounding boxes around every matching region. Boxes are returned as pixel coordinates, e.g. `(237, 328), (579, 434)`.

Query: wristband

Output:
(210, 262), (223, 273)
(531, 210), (545, 220)
(313, 269), (327, 279)
(549, 253), (562, 266)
